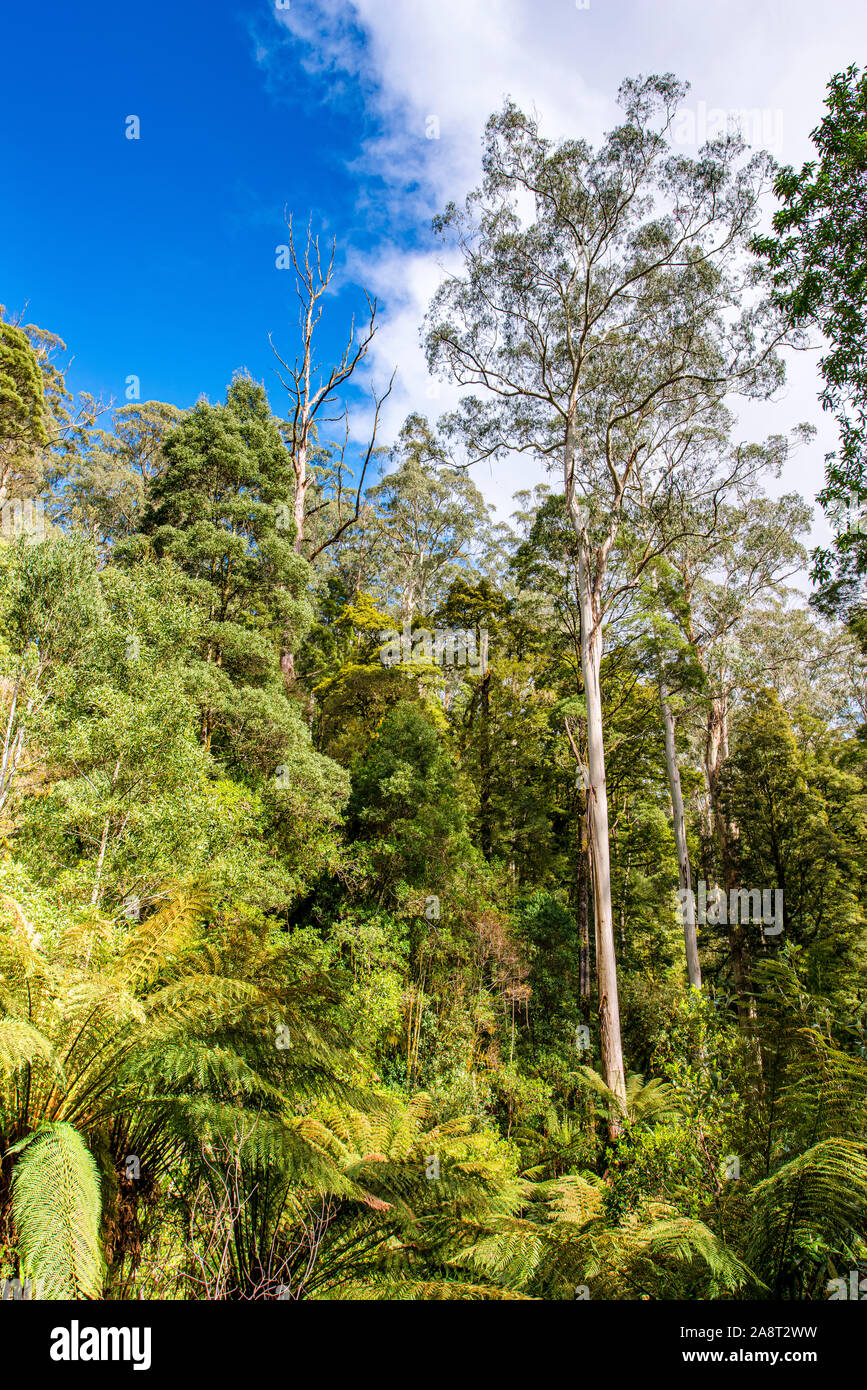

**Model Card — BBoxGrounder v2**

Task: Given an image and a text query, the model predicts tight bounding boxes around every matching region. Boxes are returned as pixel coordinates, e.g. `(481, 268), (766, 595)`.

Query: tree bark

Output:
(576, 546), (626, 1131)
(660, 683), (701, 988)
(577, 791), (592, 1006)
(704, 692), (755, 1026)
(564, 715), (594, 1010)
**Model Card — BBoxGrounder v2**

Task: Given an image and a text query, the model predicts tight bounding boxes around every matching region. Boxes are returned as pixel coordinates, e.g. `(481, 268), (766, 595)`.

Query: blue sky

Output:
(2, 0), (387, 411)
(3, 0), (867, 526)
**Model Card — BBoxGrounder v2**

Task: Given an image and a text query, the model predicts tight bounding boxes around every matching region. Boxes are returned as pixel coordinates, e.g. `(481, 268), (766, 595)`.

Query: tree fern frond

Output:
(576, 1066), (680, 1124)
(7, 1121), (104, 1299)
(113, 891), (206, 988)
(0, 1016), (62, 1082)
(746, 1138), (867, 1283)
(638, 1216), (754, 1292)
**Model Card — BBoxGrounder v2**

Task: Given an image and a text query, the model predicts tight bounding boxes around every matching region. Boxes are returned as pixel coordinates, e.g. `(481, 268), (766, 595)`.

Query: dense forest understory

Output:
(2, 67), (867, 1303)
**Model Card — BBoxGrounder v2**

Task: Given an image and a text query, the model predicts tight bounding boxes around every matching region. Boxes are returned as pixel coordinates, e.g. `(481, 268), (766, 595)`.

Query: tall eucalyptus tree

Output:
(425, 76), (789, 1118)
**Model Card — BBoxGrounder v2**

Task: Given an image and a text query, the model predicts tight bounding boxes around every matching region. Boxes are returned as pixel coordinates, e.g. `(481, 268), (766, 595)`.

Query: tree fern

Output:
(576, 1066), (680, 1124)
(745, 1138), (867, 1295)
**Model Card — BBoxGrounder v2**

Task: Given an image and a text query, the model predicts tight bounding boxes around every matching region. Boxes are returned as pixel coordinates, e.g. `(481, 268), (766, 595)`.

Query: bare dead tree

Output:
(268, 214), (395, 684)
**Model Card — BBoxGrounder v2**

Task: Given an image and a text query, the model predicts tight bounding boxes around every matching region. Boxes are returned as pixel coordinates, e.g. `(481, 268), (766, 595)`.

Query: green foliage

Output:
(348, 701), (469, 888)
(5, 76), (867, 1300)
(754, 65), (867, 615)
(0, 314), (49, 453)
(721, 691), (867, 990)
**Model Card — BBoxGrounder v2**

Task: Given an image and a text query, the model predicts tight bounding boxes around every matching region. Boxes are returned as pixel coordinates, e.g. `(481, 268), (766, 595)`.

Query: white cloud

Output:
(344, 242), (549, 518)
(276, 0), (604, 210)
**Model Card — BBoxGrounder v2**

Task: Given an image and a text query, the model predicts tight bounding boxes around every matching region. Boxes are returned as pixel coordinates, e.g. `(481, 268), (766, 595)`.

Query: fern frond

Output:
(7, 1121), (104, 1299)
(0, 1016), (62, 1081)
(746, 1138), (867, 1283)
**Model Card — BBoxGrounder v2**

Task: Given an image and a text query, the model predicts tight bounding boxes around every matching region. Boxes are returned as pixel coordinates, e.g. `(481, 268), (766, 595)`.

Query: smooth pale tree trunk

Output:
(577, 786), (592, 1006)
(293, 439), (308, 557)
(563, 411), (626, 1131)
(660, 684), (701, 988)
(279, 442), (309, 690)
(0, 681), (25, 819)
(564, 716), (594, 1008)
(704, 694), (729, 824)
(575, 545), (627, 1132)
(704, 693), (755, 1028)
